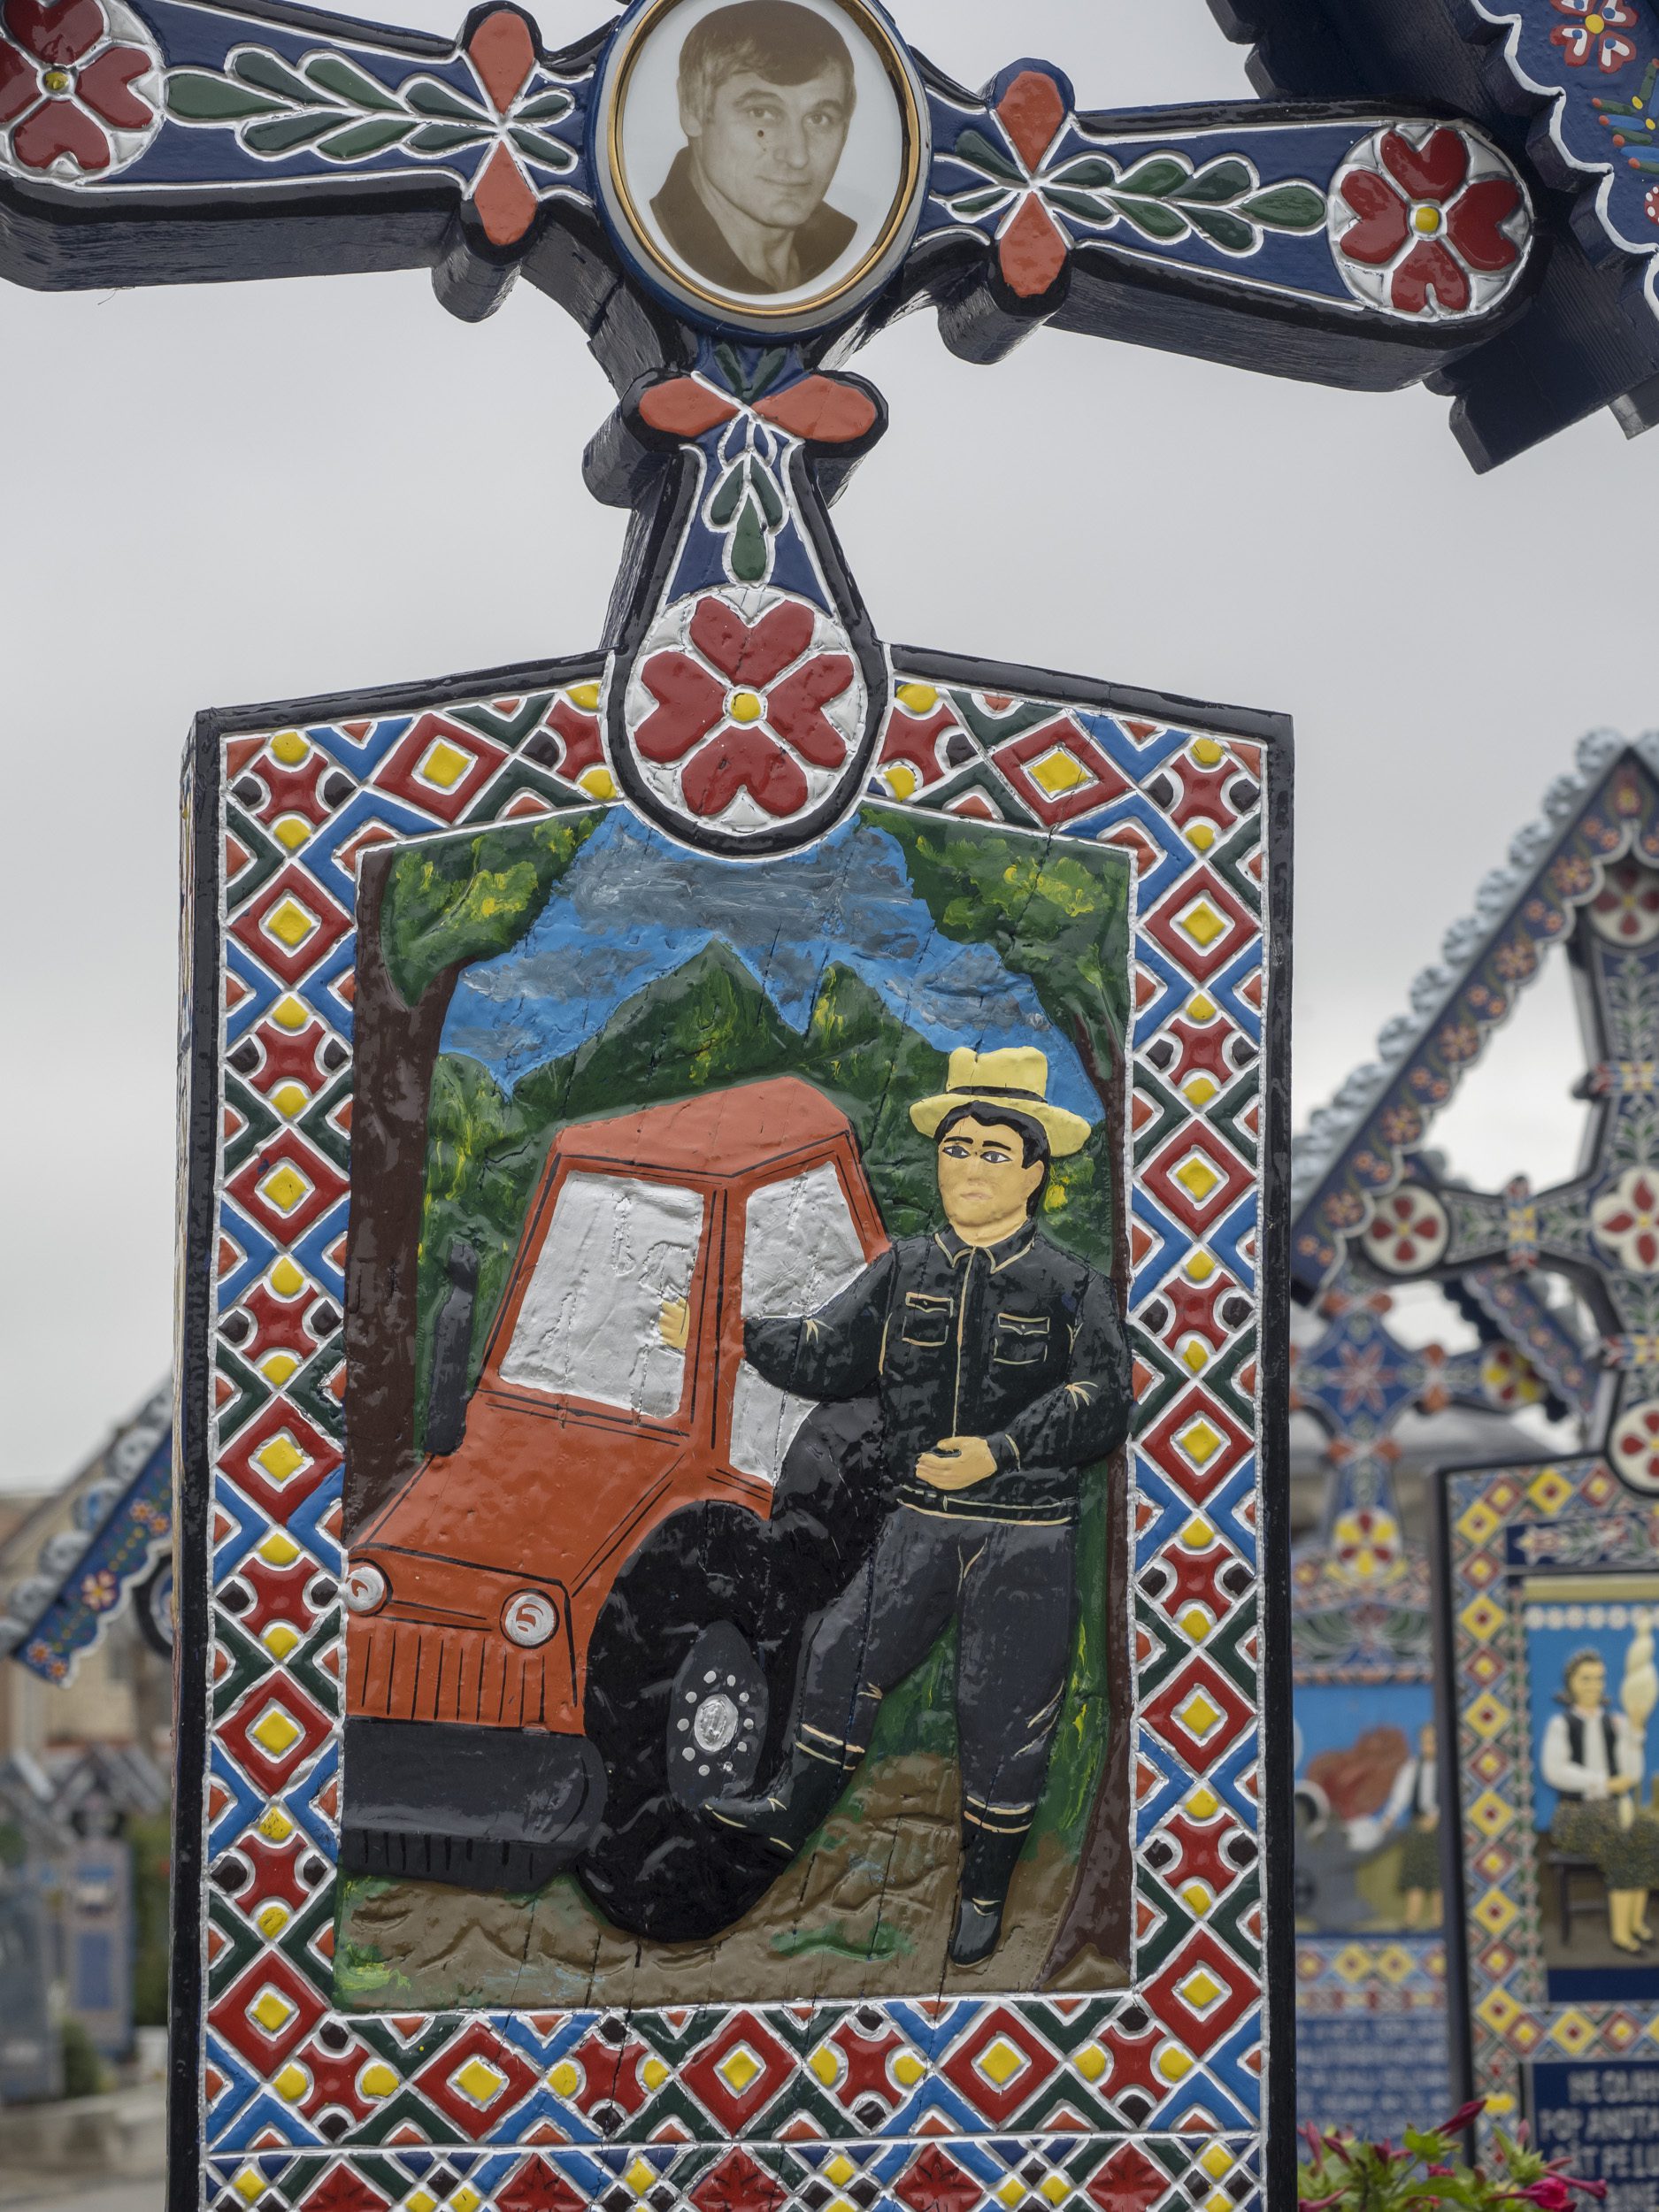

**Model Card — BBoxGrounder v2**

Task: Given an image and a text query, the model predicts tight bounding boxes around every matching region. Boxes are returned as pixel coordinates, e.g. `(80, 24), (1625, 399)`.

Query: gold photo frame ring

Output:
(596, 0), (931, 334)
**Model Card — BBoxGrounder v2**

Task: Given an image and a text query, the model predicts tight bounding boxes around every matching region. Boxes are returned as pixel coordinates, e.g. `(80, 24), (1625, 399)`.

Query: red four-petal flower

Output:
(0, 0), (152, 172)
(1338, 127), (1522, 315)
(1549, 0), (1640, 72)
(634, 598), (856, 822)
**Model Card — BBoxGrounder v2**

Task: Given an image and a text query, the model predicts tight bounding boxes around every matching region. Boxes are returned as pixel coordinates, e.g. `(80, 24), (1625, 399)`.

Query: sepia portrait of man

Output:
(650, 0), (860, 296)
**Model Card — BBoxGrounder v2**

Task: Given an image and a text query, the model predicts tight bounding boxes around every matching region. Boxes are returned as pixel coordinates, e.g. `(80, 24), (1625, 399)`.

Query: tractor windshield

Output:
(499, 1171), (704, 1420)
(730, 1160), (867, 1484)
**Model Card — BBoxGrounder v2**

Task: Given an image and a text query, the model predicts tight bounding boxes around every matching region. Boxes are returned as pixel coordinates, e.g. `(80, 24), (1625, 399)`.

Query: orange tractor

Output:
(340, 1076), (891, 1940)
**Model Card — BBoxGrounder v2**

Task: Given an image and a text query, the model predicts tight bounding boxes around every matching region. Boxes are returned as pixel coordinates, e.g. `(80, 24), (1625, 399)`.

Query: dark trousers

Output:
(792, 1504), (1077, 1847)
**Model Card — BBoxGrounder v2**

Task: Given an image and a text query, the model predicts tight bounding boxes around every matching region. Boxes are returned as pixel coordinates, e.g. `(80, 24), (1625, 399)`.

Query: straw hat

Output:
(910, 1047), (1093, 1158)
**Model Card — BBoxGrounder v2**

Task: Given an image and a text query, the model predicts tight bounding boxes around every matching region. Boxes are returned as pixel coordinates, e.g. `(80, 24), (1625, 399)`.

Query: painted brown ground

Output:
(336, 1753), (1126, 2010)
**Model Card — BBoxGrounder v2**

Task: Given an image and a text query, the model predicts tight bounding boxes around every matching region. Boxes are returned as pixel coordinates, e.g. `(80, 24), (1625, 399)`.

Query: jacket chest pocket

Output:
(899, 1292), (955, 1348)
(994, 1312), (1050, 1366)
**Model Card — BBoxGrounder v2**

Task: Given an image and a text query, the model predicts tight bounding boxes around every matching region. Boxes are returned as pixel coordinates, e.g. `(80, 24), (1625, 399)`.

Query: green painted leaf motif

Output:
(1113, 153), (1189, 200)
(407, 119), (489, 152)
(1043, 185), (1115, 227)
(509, 124), (572, 169)
(1184, 203), (1256, 253)
(730, 497), (769, 584)
(1172, 156), (1254, 205)
(748, 347), (789, 400)
(403, 75), (484, 121)
(232, 50), (333, 107)
(1240, 180), (1326, 231)
(303, 52), (404, 111)
(1052, 154), (1117, 190)
(947, 185), (1009, 220)
(951, 125), (1023, 185)
(514, 85), (572, 123)
(709, 465), (745, 530)
(1108, 192), (1188, 242)
(316, 114), (417, 158)
(752, 461), (784, 531)
(240, 108), (342, 150)
(711, 342), (745, 397)
(166, 71), (290, 121)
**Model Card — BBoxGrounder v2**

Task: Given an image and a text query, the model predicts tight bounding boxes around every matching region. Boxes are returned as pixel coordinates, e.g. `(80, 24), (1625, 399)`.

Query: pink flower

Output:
(1338, 127), (1523, 314)
(635, 598), (855, 821)
(0, 0), (152, 173)
(1550, 0), (1640, 73)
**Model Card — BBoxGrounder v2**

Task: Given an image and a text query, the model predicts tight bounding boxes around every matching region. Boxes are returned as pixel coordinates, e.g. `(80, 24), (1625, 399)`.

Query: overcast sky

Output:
(2, 0), (1652, 1493)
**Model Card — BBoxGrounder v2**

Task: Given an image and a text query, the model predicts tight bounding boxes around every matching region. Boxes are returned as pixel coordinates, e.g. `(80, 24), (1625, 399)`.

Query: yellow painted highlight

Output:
(452, 2055), (508, 2108)
(1039, 2179), (1070, 2208)
(825, 2157), (856, 2188)
(1176, 1687), (1224, 1740)
(1200, 2147), (1233, 2182)
(884, 764), (919, 802)
(1187, 994), (1217, 1021)
(254, 1433), (307, 1487)
(891, 2050), (925, 2086)
(257, 1164), (311, 1217)
(1178, 1604), (1211, 1643)
(1181, 1880), (1214, 1916)
(641, 2057), (669, 2090)
(1411, 203), (1442, 234)
(235, 2170), (266, 2202)
(1073, 2044), (1107, 2082)
(1181, 1338), (1210, 1373)
(1029, 748), (1090, 797)
(259, 1529), (301, 1568)
(1187, 1783), (1220, 1819)
(1179, 1966), (1225, 2011)
(1177, 899), (1227, 949)
(1176, 1416), (1224, 1467)
(452, 2189), (481, 2212)
(626, 2159), (657, 2194)
(418, 739), (472, 791)
(1182, 1074), (1217, 1108)
(548, 2061), (580, 2097)
(273, 2062), (307, 2103)
(717, 2044), (763, 2094)
(995, 2179), (1025, 2209)
(1174, 1154), (1222, 1204)
(975, 2036), (1027, 2087)
(360, 2062), (398, 2100)
(250, 1704), (303, 1758)
(1187, 823), (1215, 852)
(250, 1984), (298, 2035)
(269, 1256), (306, 1297)
(273, 815), (311, 854)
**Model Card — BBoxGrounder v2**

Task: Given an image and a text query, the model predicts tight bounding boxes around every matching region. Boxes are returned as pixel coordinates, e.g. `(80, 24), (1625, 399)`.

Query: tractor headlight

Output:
(502, 1590), (559, 1648)
(342, 1562), (388, 1616)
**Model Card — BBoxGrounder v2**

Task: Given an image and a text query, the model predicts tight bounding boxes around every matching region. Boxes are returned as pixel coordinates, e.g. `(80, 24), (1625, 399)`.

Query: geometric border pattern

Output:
(1440, 1452), (1659, 2122)
(180, 653), (1288, 2210)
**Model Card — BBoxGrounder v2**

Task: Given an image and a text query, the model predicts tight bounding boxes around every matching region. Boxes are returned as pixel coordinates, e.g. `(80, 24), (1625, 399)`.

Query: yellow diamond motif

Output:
(1527, 1469), (1573, 1515)
(1181, 1880), (1214, 1916)
(361, 2062), (397, 2100)
(895, 682), (938, 714)
(1173, 1153), (1223, 1204)
(1333, 1945), (1372, 1983)
(808, 2044), (839, 2086)
(1192, 737), (1225, 768)
(1478, 1987), (1523, 2039)
(271, 729), (308, 766)
(1029, 747), (1091, 798)
(1200, 2146), (1233, 2182)
(1473, 1889), (1518, 1939)
(273, 995), (308, 1033)
(261, 1624), (300, 1662)
(1177, 1966), (1225, 2013)
(1461, 1595), (1506, 1642)
(265, 896), (319, 950)
(568, 681), (603, 710)
(1175, 1687), (1224, 1740)
(975, 2036), (1028, 2088)
(1156, 2044), (1192, 2082)
(418, 739), (472, 791)
(270, 1255), (306, 1296)
(626, 2160), (657, 2195)
(250, 1703), (303, 1758)
(1176, 897), (1228, 950)
(1183, 1074), (1217, 1107)
(234, 2170), (265, 2203)
(884, 764), (919, 802)
(273, 816), (311, 856)
(641, 2058), (669, 2091)
(270, 1082), (309, 1121)
(1188, 823), (1216, 852)
(1466, 1694), (1510, 1740)
(1468, 1790), (1513, 1839)
(1180, 1517), (1215, 1550)
(451, 2055), (508, 2108)
(407, 2193), (438, 2212)
(254, 1432), (309, 1488)
(893, 2051), (925, 2086)
(1181, 1338), (1210, 1373)
(259, 1351), (299, 1387)
(717, 2044), (764, 2095)
(1186, 1784), (1219, 1820)
(259, 1530), (301, 1568)
(1040, 2179), (1070, 2208)
(274, 2062), (308, 2102)
(579, 766), (618, 801)
(825, 2158), (856, 2190)
(257, 1806), (294, 1843)
(1073, 2044), (1106, 2082)
(1185, 1246), (1217, 1279)
(548, 2062), (580, 2096)
(995, 2182), (1025, 2211)
(1176, 1417), (1224, 1467)
(250, 1985), (297, 2035)
(1549, 2009), (1596, 2055)
(1457, 1500), (1502, 1546)
(1179, 1604), (1211, 1643)
(257, 1163), (312, 1217)
(452, 2192), (480, 2212)
(1374, 1946), (1414, 1984)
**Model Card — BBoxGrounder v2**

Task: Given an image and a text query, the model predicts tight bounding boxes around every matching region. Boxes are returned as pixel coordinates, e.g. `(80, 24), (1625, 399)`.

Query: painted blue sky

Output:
(441, 810), (1102, 1122)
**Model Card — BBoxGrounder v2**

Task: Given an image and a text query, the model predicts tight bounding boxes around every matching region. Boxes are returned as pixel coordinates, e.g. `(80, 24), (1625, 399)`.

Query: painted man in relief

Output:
(652, 0), (858, 296)
(710, 1047), (1133, 1964)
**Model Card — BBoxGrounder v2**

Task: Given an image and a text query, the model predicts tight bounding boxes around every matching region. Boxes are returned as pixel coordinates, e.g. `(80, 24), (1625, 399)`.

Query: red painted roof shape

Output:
(552, 1076), (853, 1179)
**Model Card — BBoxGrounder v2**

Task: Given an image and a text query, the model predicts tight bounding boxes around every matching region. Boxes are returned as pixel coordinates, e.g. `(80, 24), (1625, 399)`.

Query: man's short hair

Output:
(679, 1), (856, 116)
(936, 1102), (1051, 1217)
(1563, 1647), (1606, 1700)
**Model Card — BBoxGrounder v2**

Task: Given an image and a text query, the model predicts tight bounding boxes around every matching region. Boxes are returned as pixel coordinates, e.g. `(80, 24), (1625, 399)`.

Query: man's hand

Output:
(659, 1296), (690, 1350)
(915, 1436), (997, 1491)
(1609, 1773), (1638, 1796)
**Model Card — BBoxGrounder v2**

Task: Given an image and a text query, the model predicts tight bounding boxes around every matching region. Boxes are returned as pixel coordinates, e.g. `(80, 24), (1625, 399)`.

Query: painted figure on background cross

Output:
(711, 1047), (1133, 1963)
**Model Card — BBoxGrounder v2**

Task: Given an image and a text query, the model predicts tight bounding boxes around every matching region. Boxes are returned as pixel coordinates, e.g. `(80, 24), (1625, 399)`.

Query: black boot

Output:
(950, 1818), (1028, 1966)
(704, 1742), (849, 1857)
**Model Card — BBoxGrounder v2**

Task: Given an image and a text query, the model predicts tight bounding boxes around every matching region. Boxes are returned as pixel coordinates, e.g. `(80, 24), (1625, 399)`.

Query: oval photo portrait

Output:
(602, 0), (926, 329)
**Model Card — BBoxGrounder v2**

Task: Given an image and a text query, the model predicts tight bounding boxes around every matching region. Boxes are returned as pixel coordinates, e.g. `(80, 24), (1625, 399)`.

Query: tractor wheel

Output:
(575, 1502), (796, 1943)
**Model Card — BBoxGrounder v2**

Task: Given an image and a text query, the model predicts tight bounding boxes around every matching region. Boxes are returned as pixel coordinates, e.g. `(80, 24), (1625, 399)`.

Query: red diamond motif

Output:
(225, 1129), (349, 1246)
(1140, 1124), (1252, 1236)
(374, 712), (508, 824)
(1139, 1385), (1252, 1503)
(218, 1398), (342, 1525)
(496, 2160), (588, 2212)
(1142, 1926), (1256, 2057)
(228, 863), (351, 987)
(690, 2150), (788, 2212)
(411, 2018), (539, 2139)
(208, 1947), (327, 2070)
(1143, 866), (1256, 987)
(681, 2008), (795, 2131)
(219, 1672), (333, 1794)
(894, 2147), (984, 2212)
(1085, 2142), (1169, 2211)
(990, 715), (1130, 826)
(1140, 1652), (1255, 1774)
(938, 2004), (1057, 2125)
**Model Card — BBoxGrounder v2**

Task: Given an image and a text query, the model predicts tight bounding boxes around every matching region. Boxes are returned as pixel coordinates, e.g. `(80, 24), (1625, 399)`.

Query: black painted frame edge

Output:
(1432, 1457), (1477, 2125)
(172, 706), (226, 2212)
(169, 646), (1295, 2185)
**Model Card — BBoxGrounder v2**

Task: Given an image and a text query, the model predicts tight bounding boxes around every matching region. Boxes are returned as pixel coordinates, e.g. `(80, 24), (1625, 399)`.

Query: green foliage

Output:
(60, 2016), (104, 2100)
(128, 1814), (172, 2030)
(1298, 2106), (1604, 2209)
(380, 811), (603, 1010)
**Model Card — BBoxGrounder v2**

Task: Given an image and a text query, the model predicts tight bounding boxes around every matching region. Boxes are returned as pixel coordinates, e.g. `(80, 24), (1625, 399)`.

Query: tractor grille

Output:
(345, 1616), (567, 1730)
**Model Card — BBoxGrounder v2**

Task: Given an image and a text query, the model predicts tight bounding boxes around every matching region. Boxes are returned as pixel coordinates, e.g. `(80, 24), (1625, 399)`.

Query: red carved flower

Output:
(0, 0), (154, 173)
(1550, 0), (1640, 73)
(635, 597), (856, 822)
(1337, 127), (1522, 314)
